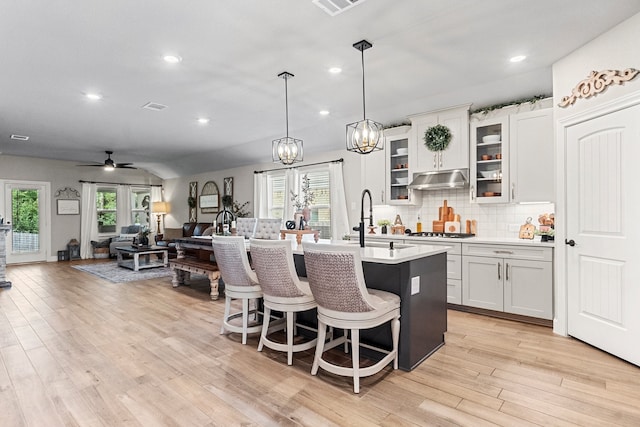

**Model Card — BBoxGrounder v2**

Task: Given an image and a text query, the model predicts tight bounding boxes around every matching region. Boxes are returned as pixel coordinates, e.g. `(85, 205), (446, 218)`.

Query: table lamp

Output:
(152, 201), (168, 234)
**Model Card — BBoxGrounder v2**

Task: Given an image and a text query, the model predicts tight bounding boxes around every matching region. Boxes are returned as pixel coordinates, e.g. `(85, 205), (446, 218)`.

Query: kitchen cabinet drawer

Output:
(462, 243), (552, 262)
(447, 278), (462, 304)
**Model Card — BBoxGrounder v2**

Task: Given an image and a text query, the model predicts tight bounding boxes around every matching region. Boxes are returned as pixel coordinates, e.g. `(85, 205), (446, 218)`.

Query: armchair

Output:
(108, 225), (142, 257)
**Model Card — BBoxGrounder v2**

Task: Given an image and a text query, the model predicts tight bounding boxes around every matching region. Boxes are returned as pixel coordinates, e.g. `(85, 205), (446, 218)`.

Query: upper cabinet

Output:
(470, 116), (510, 203)
(385, 126), (420, 205)
(410, 104), (471, 173)
(469, 99), (554, 204)
(509, 108), (554, 203)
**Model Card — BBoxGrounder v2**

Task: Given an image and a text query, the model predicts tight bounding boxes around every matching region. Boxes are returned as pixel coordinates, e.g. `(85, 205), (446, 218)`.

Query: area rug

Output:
(72, 262), (173, 283)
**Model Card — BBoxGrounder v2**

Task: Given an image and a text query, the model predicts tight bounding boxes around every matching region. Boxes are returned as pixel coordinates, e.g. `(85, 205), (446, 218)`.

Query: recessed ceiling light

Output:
(85, 93), (102, 100)
(197, 118), (210, 124)
(163, 55), (182, 64)
(510, 55), (527, 63)
(11, 134), (30, 141)
(319, 110), (330, 116)
(328, 67), (342, 74)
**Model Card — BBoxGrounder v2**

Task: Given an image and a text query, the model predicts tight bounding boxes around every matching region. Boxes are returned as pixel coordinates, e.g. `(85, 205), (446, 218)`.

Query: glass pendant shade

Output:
(346, 39), (384, 154)
(272, 71), (303, 165)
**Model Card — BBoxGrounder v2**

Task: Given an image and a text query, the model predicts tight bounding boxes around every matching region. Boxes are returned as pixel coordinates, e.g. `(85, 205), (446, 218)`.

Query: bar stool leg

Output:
(351, 329), (360, 393)
(311, 321), (327, 375)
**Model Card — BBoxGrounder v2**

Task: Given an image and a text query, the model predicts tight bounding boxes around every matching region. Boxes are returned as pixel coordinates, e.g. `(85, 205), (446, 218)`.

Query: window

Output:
(96, 187), (117, 233)
(303, 169), (331, 239)
(131, 187), (150, 227)
(267, 173), (286, 219)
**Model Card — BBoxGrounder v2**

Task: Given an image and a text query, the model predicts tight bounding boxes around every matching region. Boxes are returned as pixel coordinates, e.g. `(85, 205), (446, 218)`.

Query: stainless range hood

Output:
(408, 169), (468, 190)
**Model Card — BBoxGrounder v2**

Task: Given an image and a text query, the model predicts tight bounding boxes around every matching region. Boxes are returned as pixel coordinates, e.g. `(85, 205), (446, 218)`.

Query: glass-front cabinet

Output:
(386, 127), (417, 205)
(470, 116), (509, 203)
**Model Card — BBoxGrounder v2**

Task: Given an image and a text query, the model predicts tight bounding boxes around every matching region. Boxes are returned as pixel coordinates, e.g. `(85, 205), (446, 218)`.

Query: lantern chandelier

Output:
(272, 71), (303, 165)
(346, 39), (383, 154)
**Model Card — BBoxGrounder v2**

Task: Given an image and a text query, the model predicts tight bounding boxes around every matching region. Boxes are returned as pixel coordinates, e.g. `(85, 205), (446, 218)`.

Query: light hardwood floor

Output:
(1, 260), (639, 426)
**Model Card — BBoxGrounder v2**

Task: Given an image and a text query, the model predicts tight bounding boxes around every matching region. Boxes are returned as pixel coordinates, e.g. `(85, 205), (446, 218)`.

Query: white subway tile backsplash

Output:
(374, 188), (554, 238)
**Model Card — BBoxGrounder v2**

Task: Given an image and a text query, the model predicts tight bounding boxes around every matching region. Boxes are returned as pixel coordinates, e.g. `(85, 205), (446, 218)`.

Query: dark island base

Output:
(0, 281), (11, 288)
(294, 252), (447, 371)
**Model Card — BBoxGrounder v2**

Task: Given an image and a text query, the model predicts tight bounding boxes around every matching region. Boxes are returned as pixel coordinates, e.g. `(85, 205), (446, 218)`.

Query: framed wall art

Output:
(57, 199), (80, 215)
(224, 177), (234, 198)
(200, 180), (220, 214)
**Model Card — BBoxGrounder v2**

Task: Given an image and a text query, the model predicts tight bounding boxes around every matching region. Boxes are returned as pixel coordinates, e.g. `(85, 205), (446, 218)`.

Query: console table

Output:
(0, 225), (11, 288)
(280, 229), (319, 245)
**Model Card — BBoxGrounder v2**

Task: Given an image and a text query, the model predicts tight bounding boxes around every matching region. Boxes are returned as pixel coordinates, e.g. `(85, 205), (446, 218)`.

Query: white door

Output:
(566, 103), (640, 366)
(3, 181), (49, 264)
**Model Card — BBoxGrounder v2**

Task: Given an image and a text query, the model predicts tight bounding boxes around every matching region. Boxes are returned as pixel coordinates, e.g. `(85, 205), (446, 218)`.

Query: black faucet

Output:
(355, 189), (373, 248)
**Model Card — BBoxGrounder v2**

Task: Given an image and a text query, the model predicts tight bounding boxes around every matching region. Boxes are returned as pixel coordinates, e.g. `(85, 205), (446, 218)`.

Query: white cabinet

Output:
(462, 243), (553, 320)
(361, 148), (386, 204)
(469, 99), (553, 204)
(470, 116), (510, 203)
(410, 104), (471, 173)
(411, 240), (462, 304)
(509, 108), (554, 202)
(385, 126), (420, 205)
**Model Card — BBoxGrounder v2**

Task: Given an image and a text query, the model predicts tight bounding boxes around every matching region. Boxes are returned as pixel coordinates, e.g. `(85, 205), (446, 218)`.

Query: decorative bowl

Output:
(482, 134), (500, 143)
(482, 191), (495, 197)
(479, 170), (498, 179)
(396, 148), (408, 155)
(395, 177), (409, 185)
(481, 154), (492, 160)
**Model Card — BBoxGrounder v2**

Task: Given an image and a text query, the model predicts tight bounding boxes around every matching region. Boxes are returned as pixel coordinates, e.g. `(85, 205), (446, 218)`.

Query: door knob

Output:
(565, 239), (576, 247)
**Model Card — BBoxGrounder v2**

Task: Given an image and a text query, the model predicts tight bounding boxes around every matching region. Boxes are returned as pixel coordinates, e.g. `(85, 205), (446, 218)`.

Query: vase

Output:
(302, 207), (311, 222)
(381, 225), (387, 234)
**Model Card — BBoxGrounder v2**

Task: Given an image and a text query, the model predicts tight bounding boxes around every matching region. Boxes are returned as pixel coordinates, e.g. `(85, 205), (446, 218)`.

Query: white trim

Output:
(554, 88), (640, 337)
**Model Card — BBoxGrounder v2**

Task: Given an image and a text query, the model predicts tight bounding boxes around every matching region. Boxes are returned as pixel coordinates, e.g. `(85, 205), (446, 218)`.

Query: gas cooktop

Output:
(408, 232), (476, 238)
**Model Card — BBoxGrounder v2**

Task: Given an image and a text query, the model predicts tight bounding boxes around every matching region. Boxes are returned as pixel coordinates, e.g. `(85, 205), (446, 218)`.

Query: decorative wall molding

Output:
(558, 68), (639, 108)
(54, 186), (80, 198)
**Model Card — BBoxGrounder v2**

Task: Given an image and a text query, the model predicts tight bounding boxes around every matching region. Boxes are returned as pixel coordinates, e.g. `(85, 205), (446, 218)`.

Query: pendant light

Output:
(346, 40), (383, 154)
(272, 71), (303, 165)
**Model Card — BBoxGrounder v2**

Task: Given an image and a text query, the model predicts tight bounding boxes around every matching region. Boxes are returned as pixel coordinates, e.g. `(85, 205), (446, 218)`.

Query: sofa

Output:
(108, 225), (142, 257)
(155, 222), (214, 257)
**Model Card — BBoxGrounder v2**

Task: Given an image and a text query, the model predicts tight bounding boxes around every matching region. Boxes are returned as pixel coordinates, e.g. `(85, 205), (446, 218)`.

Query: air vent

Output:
(142, 102), (168, 111)
(10, 134), (30, 141)
(312, 0), (366, 16)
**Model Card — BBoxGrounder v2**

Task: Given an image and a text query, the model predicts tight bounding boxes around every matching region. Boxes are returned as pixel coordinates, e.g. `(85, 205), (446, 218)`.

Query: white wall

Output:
(552, 12), (640, 335)
(162, 149), (363, 230)
(0, 155), (162, 260)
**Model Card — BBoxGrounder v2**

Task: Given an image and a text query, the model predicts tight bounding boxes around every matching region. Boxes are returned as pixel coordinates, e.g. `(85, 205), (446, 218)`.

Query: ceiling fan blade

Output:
(115, 165), (137, 169)
(77, 164), (105, 167)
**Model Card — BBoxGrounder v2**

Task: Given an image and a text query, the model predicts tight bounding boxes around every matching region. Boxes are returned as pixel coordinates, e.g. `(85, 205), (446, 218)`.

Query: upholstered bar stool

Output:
(235, 217), (257, 238)
(254, 218), (282, 240)
(212, 236), (262, 344)
(250, 239), (317, 365)
(302, 242), (400, 393)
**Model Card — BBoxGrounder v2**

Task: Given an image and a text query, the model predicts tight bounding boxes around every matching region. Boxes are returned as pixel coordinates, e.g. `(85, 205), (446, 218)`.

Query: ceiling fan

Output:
(77, 151), (137, 170)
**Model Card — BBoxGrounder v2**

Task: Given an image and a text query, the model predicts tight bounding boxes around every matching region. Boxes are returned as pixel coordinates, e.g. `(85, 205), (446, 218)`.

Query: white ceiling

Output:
(1, 0), (639, 179)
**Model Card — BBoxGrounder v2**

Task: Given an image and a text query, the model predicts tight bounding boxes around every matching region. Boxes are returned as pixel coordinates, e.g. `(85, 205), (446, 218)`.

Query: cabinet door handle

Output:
(433, 153), (437, 169)
(493, 250), (514, 254)
(506, 263), (509, 281)
(381, 190), (385, 204)
(470, 185), (475, 201)
(498, 262), (501, 280)
(439, 152), (443, 168)
(511, 183), (515, 200)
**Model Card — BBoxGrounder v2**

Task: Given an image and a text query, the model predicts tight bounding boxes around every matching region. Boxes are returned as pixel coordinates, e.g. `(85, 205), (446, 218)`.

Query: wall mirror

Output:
(200, 180), (220, 214)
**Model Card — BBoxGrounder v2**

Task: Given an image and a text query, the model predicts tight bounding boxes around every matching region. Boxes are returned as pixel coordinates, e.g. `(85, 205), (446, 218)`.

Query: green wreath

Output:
(423, 124), (452, 152)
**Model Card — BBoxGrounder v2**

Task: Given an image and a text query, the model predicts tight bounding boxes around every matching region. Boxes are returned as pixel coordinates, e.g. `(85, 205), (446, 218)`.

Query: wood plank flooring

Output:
(1, 260), (639, 426)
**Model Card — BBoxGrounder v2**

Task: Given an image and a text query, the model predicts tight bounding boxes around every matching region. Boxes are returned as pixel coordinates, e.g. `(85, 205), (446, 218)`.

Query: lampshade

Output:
(346, 40), (384, 154)
(272, 71), (303, 165)
(152, 201), (168, 214)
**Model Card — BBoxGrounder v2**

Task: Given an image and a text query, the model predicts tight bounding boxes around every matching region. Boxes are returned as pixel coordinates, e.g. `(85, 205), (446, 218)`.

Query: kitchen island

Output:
(174, 236), (449, 371)
(293, 241), (449, 371)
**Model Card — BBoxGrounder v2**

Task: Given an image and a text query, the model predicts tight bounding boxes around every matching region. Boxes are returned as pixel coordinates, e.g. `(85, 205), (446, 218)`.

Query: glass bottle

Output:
(416, 215), (422, 233)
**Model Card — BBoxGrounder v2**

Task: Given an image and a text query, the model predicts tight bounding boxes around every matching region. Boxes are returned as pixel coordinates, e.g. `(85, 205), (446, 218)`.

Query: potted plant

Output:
(377, 219), (391, 234)
(290, 174), (315, 221)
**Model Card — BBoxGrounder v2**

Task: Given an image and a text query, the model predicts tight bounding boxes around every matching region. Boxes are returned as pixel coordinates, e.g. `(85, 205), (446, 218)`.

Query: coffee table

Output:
(116, 245), (169, 272)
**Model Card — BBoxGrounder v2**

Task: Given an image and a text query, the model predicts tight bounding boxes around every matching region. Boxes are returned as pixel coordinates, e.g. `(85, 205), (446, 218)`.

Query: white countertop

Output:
(350, 233), (555, 247)
(293, 239), (448, 264)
